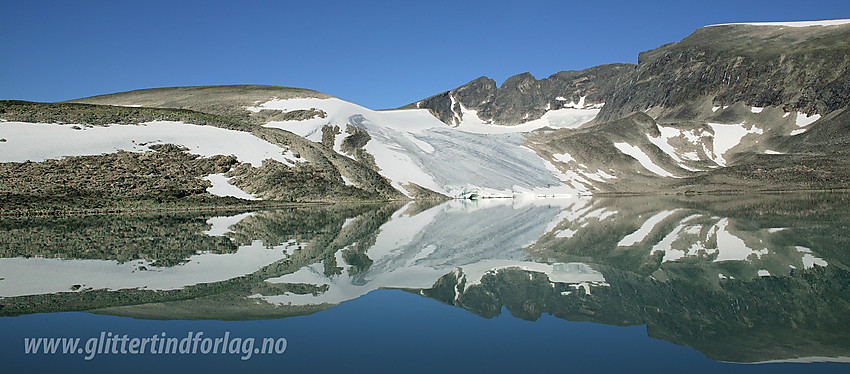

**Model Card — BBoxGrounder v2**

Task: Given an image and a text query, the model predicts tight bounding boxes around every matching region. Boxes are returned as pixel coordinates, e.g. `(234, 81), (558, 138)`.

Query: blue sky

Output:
(1, 0), (848, 109)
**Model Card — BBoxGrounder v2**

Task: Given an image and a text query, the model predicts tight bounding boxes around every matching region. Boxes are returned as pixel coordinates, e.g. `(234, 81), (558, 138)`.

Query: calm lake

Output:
(1, 194), (848, 372)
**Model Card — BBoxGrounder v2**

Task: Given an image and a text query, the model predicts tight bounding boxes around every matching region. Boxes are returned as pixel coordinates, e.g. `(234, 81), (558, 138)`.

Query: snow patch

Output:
(795, 112), (821, 127)
(449, 94), (461, 126)
(682, 152), (700, 161)
(552, 153), (575, 163)
(647, 125), (703, 172)
(707, 122), (763, 166)
(456, 105), (599, 134)
(614, 142), (677, 177)
(204, 173), (260, 200)
(555, 229), (577, 238)
(682, 129), (709, 145)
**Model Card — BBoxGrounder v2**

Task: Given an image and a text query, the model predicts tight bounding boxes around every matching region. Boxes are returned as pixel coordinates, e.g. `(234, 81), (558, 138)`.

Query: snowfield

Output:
(0, 120), (296, 167)
(707, 122), (763, 166)
(614, 142), (677, 177)
(254, 97), (592, 198)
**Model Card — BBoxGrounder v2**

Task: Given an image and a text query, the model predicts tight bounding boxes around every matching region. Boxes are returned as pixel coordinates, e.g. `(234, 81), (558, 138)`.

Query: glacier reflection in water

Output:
(0, 194), (848, 366)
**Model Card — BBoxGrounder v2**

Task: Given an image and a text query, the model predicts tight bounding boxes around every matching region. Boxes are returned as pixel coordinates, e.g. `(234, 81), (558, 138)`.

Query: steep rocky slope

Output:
(408, 21), (849, 129)
(598, 22), (850, 122)
(400, 63), (634, 126)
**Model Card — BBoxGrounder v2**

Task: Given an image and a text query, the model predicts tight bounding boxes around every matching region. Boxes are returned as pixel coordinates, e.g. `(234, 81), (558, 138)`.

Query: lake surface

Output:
(1, 194), (848, 372)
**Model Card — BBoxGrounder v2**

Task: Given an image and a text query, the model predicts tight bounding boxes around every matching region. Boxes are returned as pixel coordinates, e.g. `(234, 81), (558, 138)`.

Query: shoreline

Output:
(3, 188), (848, 217)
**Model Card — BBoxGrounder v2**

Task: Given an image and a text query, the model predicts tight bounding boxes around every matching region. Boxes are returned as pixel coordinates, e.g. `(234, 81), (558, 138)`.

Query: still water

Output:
(0, 194), (848, 372)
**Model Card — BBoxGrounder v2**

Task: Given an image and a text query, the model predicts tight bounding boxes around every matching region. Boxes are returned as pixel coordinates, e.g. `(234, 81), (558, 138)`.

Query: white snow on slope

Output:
(790, 112), (821, 135)
(682, 151), (700, 161)
(647, 125), (703, 172)
(204, 173), (260, 200)
(256, 97), (586, 198)
(449, 94), (461, 126)
(614, 142), (677, 177)
(0, 121), (293, 167)
(0, 240), (292, 297)
(453, 101), (599, 134)
(555, 229), (577, 238)
(563, 96), (584, 108)
(795, 112), (821, 127)
(707, 122), (763, 166)
(552, 152), (576, 164)
(708, 19), (850, 28)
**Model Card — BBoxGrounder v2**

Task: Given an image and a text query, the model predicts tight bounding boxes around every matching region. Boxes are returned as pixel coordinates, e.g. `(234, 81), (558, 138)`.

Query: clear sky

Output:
(1, 0), (848, 109)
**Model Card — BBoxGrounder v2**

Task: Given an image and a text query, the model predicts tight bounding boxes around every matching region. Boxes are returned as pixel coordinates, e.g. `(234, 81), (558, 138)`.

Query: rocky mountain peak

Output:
(500, 72), (538, 92)
(404, 64), (631, 126)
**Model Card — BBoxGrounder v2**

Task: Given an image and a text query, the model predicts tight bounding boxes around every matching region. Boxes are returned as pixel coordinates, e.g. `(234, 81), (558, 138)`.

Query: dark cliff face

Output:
(597, 23), (850, 122)
(403, 63), (635, 126)
(408, 23), (849, 127)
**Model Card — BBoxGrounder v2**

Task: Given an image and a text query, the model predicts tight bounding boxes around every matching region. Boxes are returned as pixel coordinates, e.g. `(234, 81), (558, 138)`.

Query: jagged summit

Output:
(402, 63), (633, 127)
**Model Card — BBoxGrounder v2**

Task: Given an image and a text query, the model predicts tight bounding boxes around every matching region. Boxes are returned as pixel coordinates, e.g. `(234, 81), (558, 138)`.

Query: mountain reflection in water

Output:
(0, 194), (848, 364)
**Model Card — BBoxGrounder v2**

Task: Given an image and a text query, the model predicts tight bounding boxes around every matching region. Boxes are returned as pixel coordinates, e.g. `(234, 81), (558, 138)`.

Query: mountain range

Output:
(1, 19), (849, 212)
